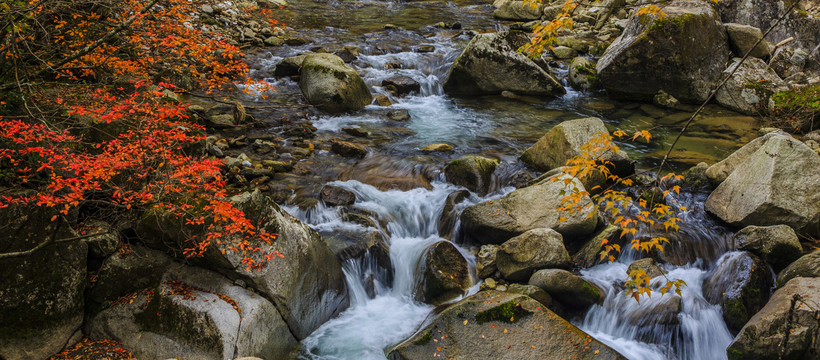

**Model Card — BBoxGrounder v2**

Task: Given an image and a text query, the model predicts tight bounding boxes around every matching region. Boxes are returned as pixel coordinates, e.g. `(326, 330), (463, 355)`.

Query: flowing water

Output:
(246, 1), (760, 358)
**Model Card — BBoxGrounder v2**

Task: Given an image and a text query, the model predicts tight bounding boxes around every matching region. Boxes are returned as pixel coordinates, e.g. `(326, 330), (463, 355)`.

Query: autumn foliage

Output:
(1, 0), (280, 269)
(553, 130), (687, 301)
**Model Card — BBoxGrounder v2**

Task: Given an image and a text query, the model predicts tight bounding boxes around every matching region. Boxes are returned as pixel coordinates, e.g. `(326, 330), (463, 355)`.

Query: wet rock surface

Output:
(388, 291), (626, 360)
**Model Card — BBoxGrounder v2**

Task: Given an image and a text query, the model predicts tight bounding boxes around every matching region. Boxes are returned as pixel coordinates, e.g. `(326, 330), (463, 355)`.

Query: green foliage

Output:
(474, 300), (527, 324)
(769, 84), (820, 133)
(413, 332), (433, 345)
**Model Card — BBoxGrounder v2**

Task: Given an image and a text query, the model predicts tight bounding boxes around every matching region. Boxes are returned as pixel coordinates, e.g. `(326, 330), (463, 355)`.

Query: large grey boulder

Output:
(705, 134), (820, 237)
(724, 23), (771, 58)
(460, 175), (598, 245)
(733, 225), (802, 271)
(496, 228), (571, 282)
(727, 277), (820, 360)
(443, 31), (565, 96)
(520, 117), (633, 175)
(776, 249), (820, 287)
(444, 156), (498, 195)
(715, 57), (788, 115)
(299, 53), (372, 113)
(387, 291), (626, 360)
(597, 1), (730, 103)
(137, 190), (349, 341)
(0, 206), (86, 360)
(528, 269), (604, 311)
(702, 251), (774, 333)
(493, 1), (544, 21)
(208, 191), (349, 340)
(705, 131), (788, 185)
(88, 263), (297, 360)
(414, 241), (471, 305)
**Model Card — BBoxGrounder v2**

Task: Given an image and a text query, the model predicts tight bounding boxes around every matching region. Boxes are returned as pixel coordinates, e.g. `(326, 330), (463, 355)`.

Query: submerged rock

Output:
(320, 185), (356, 206)
(702, 251), (774, 333)
(460, 175), (598, 245)
(381, 75), (420, 96)
(733, 225), (802, 271)
(521, 117), (633, 175)
(444, 156), (498, 195)
(596, 1), (730, 102)
(387, 291), (626, 360)
(705, 134), (820, 237)
(443, 31), (564, 96)
(727, 277), (820, 360)
(414, 241), (471, 305)
(496, 228), (571, 282)
(299, 53), (372, 113)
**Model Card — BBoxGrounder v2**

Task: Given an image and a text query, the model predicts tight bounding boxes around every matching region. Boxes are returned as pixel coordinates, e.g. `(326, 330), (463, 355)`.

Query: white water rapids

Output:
(266, 17), (738, 360)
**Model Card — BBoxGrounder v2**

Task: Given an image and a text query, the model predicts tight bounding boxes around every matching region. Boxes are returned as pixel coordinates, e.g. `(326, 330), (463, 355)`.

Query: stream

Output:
(245, 0), (760, 359)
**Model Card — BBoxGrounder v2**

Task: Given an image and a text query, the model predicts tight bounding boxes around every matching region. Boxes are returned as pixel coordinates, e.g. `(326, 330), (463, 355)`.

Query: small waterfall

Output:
(294, 181), (500, 359)
(579, 193), (735, 360)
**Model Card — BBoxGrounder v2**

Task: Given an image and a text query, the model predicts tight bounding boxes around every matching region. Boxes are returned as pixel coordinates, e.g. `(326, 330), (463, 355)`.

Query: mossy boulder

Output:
(414, 241), (471, 305)
(702, 251), (774, 333)
(496, 228), (571, 282)
(460, 175), (598, 245)
(444, 156), (499, 195)
(528, 269), (604, 311)
(733, 225), (803, 271)
(727, 277), (820, 360)
(568, 57), (600, 91)
(521, 117), (633, 176)
(493, 1), (544, 21)
(443, 31), (565, 96)
(0, 205), (87, 360)
(299, 53), (372, 113)
(387, 291), (626, 360)
(597, 1), (730, 103)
